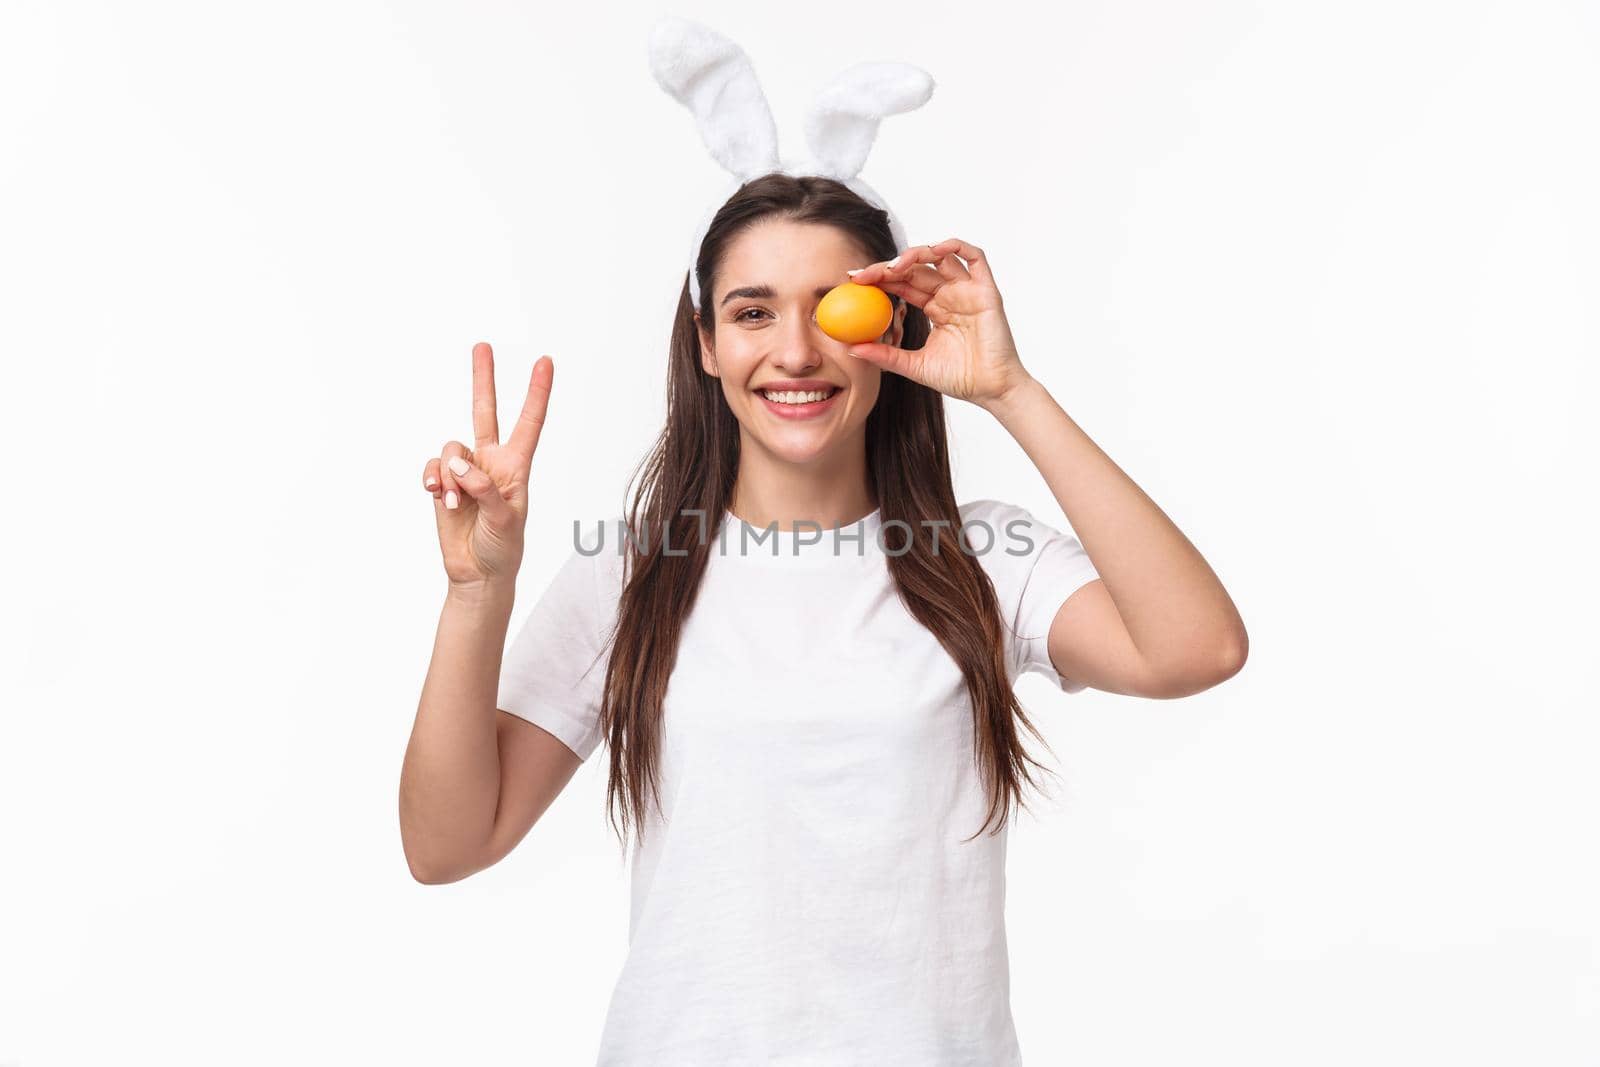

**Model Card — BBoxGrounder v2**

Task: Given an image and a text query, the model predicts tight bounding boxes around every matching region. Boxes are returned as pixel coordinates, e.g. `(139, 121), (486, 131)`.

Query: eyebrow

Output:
(720, 284), (836, 308)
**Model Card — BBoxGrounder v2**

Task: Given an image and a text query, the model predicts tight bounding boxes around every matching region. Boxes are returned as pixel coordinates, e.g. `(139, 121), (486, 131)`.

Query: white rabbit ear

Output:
(803, 61), (935, 180)
(647, 16), (782, 181)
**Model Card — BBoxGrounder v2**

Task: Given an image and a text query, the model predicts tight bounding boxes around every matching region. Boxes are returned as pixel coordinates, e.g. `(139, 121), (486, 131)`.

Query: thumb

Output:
(848, 341), (917, 379)
(443, 455), (516, 529)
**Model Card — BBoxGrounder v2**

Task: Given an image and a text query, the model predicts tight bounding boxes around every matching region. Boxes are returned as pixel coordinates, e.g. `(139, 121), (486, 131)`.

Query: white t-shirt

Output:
(497, 498), (1101, 1065)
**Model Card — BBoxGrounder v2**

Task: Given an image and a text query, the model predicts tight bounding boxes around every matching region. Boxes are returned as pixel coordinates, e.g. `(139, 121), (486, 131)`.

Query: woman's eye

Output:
(734, 307), (769, 322)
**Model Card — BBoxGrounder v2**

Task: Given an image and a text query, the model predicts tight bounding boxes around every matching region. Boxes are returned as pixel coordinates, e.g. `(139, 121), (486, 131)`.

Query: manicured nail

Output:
(886, 256), (900, 268)
(425, 475), (438, 489)
(846, 268), (863, 276)
(444, 490), (459, 510)
(447, 456), (469, 477)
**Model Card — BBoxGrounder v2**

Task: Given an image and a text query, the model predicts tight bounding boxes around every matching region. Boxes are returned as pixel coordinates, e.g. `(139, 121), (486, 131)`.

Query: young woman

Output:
(399, 174), (1248, 1064)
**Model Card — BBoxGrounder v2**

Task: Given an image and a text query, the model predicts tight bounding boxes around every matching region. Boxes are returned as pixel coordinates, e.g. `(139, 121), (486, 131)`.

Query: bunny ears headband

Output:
(645, 16), (936, 310)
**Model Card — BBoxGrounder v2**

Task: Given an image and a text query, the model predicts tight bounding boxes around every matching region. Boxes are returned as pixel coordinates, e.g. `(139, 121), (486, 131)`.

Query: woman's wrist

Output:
(445, 576), (517, 613)
(977, 372), (1048, 426)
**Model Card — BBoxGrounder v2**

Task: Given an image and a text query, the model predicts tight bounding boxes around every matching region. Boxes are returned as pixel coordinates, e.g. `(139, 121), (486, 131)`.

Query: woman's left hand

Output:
(844, 238), (1036, 409)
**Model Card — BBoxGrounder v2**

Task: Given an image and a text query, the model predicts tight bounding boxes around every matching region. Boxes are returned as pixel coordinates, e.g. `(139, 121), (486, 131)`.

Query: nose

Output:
(769, 308), (825, 375)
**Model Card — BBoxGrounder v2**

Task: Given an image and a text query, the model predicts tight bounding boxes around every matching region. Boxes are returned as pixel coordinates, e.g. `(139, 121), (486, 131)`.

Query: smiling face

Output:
(695, 217), (906, 468)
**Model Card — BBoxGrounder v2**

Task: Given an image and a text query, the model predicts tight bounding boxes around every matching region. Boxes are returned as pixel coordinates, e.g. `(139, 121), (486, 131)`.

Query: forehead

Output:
(716, 218), (865, 298)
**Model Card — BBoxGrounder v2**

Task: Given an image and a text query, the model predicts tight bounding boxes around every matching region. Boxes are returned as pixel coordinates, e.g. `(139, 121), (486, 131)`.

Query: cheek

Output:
(707, 334), (752, 379)
(846, 364), (883, 401)
(717, 348), (762, 387)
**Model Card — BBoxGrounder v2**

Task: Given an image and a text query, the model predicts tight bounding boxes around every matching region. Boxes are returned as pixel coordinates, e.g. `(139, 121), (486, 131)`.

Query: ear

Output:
(802, 61), (936, 180)
(647, 16), (782, 181)
(695, 312), (719, 377)
(888, 300), (908, 348)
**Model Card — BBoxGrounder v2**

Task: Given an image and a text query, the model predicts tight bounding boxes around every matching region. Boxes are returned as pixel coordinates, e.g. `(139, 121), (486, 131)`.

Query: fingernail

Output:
(425, 475), (438, 489)
(447, 456), (469, 477)
(846, 268), (863, 276)
(885, 256), (900, 268)
(444, 490), (459, 509)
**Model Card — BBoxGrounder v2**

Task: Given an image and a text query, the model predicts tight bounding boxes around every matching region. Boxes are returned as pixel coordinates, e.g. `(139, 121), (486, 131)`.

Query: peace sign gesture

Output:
(844, 237), (1036, 410)
(422, 342), (553, 590)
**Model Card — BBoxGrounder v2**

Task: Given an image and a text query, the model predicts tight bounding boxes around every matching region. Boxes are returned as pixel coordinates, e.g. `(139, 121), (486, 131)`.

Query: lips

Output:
(755, 380), (843, 394)
(756, 385), (843, 419)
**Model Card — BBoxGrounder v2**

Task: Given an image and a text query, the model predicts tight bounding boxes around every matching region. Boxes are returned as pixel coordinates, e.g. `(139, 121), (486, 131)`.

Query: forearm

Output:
(399, 580), (517, 882)
(980, 375), (1247, 670)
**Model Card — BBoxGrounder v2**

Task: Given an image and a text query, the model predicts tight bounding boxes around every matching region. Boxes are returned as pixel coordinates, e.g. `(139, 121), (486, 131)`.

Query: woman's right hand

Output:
(422, 342), (553, 592)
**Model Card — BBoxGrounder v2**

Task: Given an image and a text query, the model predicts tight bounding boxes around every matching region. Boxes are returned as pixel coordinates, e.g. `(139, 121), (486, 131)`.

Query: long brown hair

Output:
(598, 173), (1058, 852)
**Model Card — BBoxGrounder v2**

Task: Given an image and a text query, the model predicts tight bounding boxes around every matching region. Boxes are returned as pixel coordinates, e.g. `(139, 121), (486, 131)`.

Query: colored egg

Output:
(816, 281), (893, 345)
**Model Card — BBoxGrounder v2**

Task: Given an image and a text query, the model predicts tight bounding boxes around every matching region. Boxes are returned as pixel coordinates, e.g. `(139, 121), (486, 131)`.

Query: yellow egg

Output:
(816, 281), (893, 345)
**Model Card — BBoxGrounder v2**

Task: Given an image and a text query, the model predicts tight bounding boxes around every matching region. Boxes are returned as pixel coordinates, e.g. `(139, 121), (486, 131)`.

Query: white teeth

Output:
(762, 389), (834, 404)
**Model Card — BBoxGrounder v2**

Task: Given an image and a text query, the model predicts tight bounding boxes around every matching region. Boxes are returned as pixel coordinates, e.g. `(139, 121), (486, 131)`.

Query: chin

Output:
(752, 428), (840, 465)
(731, 391), (872, 463)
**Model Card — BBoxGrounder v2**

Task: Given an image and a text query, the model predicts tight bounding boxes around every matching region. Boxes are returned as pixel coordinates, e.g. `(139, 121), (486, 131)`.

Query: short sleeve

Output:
(495, 544), (621, 761)
(960, 498), (1102, 694)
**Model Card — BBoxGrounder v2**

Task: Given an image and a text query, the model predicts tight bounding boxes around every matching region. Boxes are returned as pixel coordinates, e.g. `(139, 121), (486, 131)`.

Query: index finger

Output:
(506, 355), (554, 466)
(471, 341), (499, 451)
(930, 238), (996, 289)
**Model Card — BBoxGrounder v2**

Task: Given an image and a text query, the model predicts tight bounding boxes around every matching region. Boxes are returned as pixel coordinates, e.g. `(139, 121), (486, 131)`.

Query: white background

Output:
(2, 1), (1596, 1063)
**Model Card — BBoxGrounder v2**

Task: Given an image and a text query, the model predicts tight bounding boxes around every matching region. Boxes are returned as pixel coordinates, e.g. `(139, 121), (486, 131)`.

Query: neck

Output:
(729, 432), (876, 532)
